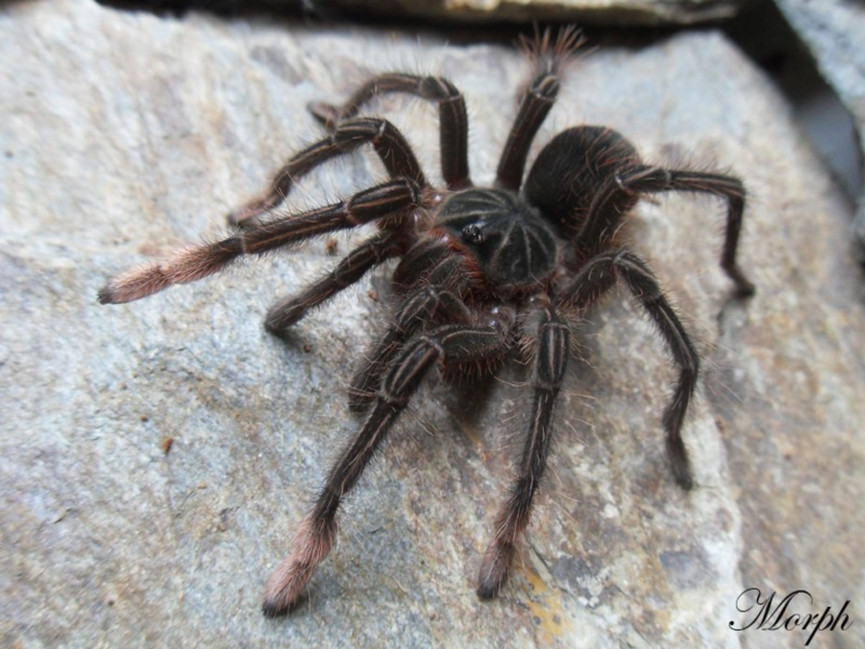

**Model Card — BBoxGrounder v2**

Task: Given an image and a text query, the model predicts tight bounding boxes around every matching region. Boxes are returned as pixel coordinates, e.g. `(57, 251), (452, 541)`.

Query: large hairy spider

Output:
(99, 29), (754, 617)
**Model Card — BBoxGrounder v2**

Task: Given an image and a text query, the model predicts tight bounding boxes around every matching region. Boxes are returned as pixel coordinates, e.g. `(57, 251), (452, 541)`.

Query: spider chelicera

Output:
(99, 28), (754, 616)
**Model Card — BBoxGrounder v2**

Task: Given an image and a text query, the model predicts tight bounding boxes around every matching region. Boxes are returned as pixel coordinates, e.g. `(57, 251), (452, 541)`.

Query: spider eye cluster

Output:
(461, 223), (485, 244)
(437, 188), (558, 287)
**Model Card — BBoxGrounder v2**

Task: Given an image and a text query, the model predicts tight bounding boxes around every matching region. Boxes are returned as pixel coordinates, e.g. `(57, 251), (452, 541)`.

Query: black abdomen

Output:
(524, 126), (641, 242)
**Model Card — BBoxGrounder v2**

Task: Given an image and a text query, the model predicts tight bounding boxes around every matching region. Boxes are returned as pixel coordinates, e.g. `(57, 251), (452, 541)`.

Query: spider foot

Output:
(227, 198), (272, 228)
(261, 582), (306, 618)
(476, 539), (515, 600)
(262, 559), (318, 617)
(264, 298), (307, 336)
(308, 101), (340, 129)
(723, 261), (756, 298)
(98, 265), (163, 304)
(733, 273), (756, 299)
(262, 516), (336, 617)
(99, 241), (242, 304)
(666, 435), (694, 491)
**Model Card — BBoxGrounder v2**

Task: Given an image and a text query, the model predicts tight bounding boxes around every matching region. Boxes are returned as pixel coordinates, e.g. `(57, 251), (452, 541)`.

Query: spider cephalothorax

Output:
(99, 28), (754, 616)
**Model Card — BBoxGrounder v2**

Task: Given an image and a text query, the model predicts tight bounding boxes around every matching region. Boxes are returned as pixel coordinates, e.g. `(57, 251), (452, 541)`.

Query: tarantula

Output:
(99, 29), (754, 616)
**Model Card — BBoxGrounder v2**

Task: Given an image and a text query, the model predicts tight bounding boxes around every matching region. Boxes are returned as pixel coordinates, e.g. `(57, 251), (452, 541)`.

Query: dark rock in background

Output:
(772, 0), (865, 258)
(307, 0), (746, 25)
(98, 0), (748, 25)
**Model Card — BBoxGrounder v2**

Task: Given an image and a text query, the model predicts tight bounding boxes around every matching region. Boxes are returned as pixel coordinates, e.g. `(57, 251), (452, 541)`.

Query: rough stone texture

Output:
(2, 1), (863, 647)
(773, 0), (865, 259)
(312, 0), (745, 25)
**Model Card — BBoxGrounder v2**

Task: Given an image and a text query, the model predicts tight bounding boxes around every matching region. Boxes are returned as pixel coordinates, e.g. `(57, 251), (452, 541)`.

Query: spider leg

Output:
(580, 165), (755, 296)
(496, 27), (585, 191)
(563, 249), (699, 489)
(264, 230), (400, 334)
(309, 73), (471, 189)
(262, 317), (513, 617)
(99, 179), (421, 304)
(229, 117), (427, 225)
(348, 252), (476, 411)
(477, 303), (569, 598)
(495, 65), (560, 192)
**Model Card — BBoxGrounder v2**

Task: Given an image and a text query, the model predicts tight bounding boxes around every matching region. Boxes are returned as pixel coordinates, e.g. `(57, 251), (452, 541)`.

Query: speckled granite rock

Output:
(1, 1), (863, 647)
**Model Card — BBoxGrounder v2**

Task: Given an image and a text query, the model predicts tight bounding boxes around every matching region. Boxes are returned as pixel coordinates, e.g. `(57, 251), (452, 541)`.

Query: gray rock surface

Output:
(2, 1), (863, 647)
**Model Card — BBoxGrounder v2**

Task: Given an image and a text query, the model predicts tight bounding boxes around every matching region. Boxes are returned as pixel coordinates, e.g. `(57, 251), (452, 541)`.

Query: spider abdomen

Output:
(524, 126), (641, 243)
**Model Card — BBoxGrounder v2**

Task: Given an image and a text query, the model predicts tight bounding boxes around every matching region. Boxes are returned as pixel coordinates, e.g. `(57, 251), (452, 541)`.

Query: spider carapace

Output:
(99, 28), (754, 616)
